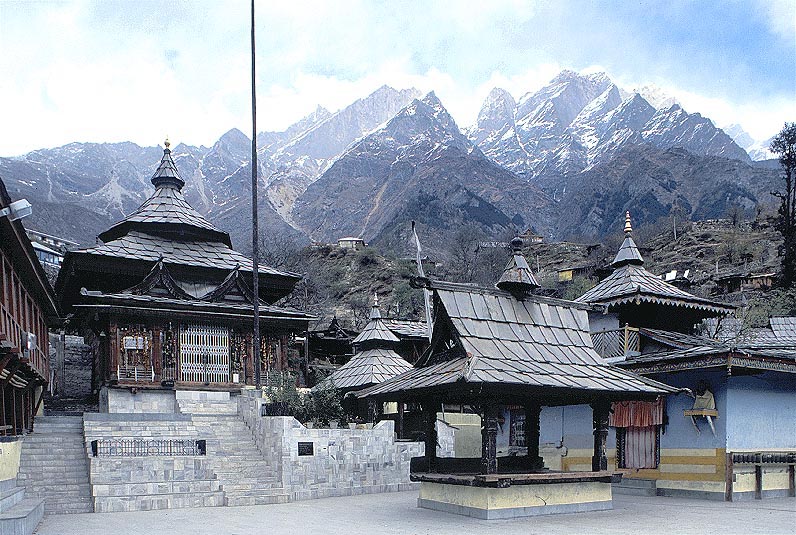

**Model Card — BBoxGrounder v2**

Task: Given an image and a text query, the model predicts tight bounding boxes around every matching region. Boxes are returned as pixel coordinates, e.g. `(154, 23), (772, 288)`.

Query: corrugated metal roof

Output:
(318, 348), (412, 390)
(358, 281), (677, 398)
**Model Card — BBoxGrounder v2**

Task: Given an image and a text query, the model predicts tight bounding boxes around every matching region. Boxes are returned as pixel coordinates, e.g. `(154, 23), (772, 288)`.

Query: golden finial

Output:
(373, 292), (379, 307)
(164, 136), (170, 149)
(624, 211), (633, 234)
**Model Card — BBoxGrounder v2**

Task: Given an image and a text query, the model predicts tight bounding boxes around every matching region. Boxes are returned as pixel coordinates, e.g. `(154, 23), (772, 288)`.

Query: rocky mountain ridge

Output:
(0, 70), (783, 254)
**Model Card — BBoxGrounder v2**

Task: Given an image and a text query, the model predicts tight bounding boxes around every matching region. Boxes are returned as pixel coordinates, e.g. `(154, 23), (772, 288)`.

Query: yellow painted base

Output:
(418, 481), (612, 519)
(0, 437), (23, 482)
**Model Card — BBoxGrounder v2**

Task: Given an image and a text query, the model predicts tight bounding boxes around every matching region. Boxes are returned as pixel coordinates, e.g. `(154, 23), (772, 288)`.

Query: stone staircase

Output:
(192, 414), (288, 506)
(17, 416), (93, 514)
(83, 414), (225, 512)
(0, 478), (44, 535)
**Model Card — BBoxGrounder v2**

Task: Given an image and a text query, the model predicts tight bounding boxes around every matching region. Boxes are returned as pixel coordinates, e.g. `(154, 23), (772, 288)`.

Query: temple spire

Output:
(370, 293), (382, 319)
(150, 138), (185, 191)
(496, 237), (540, 296)
(611, 211), (644, 268)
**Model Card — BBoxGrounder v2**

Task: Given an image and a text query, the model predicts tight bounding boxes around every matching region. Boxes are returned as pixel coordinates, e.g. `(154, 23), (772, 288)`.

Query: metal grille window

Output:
(91, 439), (206, 457)
(179, 324), (230, 383)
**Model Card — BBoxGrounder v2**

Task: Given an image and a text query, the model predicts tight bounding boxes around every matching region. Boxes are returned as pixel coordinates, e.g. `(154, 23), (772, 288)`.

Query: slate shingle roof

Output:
(78, 288), (313, 320)
(98, 145), (232, 246)
(358, 281), (678, 398)
(575, 263), (733, 314)
(319, 348), (412, 390)
(73, 231), (298, 278)
(381, 320), (428, 338)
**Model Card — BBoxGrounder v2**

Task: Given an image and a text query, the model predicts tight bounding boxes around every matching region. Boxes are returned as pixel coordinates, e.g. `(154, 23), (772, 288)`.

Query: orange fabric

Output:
(610, 397), (664, 427)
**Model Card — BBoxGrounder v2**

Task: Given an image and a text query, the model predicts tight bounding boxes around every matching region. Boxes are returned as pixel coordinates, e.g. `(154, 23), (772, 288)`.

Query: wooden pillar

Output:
(151, 326), (162, 382)
(754, 464), (763, 500)
(1, 385), (5, 436)
(591, 400), (610, 472)
(787, 464), (795, 498)
(423, 400), (437, 473)
(481, 404), (498, 475)
(725, 452), (734, 502)
(524, 403), (544, 470)
(12, 388), (17, 435)
(108, 321), (118, 382)
(397, 402), (405, 440)
(243, 333), (254, 386)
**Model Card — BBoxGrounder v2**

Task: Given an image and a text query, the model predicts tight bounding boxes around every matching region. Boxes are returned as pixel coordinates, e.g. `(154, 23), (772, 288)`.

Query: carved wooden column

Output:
(244, 333), (254, 386)
(481, 404), (498, 474)
(108, 321), (118, 382)
(151, 326), (162, 383)
(524, 403), (544, 470)
(423, 400), (437, 472)
(591, 399), (610, 472)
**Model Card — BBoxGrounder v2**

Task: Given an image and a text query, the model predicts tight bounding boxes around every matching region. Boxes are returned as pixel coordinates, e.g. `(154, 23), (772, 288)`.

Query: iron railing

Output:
(90, 438), (207, 457)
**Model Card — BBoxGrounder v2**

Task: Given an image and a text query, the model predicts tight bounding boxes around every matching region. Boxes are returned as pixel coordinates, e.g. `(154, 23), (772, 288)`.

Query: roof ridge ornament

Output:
(496, 236), (540, 297)
(151, 138), (185, 191)
(370, 293), (382, 319)
(611, 211), (644, 268)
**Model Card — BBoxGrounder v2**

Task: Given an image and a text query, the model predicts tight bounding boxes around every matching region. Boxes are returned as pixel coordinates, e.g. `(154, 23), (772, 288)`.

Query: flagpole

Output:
(251, 0), (261, 390)
(412, 221), (433, 342)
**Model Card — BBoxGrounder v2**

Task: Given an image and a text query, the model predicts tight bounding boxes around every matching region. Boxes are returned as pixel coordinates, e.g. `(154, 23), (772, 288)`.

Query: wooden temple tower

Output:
(55, 141), (313, 399)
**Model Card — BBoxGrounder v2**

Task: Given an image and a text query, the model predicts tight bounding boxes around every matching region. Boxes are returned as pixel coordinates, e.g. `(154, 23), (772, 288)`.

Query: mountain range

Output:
(0, 71), (782, 255)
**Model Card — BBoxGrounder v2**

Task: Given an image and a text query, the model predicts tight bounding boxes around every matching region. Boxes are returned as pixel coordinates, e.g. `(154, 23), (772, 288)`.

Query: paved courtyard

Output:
(35, 491), (795, 535)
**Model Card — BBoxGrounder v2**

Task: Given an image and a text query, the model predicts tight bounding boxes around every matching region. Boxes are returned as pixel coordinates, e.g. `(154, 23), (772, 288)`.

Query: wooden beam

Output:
(0, 354), (13, 376)
(0, 361), (21, 389)
(725, 452), (734, 502)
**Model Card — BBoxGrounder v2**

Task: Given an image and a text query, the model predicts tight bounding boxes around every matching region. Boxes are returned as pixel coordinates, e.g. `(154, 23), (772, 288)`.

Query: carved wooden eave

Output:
(621, 350), (796, 375)
(123, 259), (193, 300)
(201, 267), (258, 304)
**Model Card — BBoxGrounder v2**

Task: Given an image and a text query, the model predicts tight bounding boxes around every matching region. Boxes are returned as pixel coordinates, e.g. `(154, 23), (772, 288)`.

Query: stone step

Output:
(21, 485), (91, 495)
(94, 490), (225, 513)
(0, 486), (25, 511)
(224, 493), (290, 507)
(0, 497), (44, 533)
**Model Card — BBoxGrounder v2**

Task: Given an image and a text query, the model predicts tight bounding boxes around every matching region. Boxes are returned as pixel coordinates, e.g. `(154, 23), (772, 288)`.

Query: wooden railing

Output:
(591, 326), (640, 359)
(0, 300), (48, 380)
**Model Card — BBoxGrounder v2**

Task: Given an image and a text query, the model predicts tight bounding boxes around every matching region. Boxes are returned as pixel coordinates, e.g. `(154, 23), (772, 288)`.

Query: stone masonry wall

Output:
(239, 392), (424, 501)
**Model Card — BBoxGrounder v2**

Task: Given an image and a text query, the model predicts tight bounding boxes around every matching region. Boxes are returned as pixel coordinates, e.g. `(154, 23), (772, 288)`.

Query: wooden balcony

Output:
(0, 300), (48, 381)
(591, 326), (640, 360)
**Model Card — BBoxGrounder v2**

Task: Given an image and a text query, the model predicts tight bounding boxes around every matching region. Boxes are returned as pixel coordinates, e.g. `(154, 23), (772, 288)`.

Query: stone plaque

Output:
(298, 442), (314, 456)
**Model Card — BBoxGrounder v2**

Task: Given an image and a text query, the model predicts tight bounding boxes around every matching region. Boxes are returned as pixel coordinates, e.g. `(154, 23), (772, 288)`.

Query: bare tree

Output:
(770, 122), (796, 286)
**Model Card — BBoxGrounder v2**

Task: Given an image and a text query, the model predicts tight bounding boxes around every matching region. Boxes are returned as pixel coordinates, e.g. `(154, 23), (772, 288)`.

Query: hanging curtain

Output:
(610, 397), (664, 428)
(624, 426), (658, 469)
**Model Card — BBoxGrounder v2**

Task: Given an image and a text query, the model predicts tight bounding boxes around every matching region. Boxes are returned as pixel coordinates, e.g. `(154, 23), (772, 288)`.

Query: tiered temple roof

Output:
(56, 141), (308, 320)
(576, 212), (733, 316)
(320, 297), (411, 391)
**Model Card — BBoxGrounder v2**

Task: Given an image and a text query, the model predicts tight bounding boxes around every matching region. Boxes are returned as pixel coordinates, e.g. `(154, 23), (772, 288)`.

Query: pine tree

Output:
(770, 122), (796, 286)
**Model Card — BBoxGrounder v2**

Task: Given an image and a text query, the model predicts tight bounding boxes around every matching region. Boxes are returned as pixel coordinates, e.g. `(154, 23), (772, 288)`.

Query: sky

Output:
(1, 0), (794, 156)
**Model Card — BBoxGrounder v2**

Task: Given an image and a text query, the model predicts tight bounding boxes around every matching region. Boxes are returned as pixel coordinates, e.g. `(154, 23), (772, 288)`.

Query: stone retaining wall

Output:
(239, 392), (424, 501)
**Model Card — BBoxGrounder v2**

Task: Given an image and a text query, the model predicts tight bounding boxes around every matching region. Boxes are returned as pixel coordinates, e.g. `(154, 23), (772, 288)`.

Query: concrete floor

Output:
(35, 492), (795, 535)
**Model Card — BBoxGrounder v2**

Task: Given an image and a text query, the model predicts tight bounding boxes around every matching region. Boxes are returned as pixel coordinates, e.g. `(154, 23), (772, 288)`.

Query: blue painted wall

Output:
(652, 370), (728, 450)
(726, 371), (796, 450)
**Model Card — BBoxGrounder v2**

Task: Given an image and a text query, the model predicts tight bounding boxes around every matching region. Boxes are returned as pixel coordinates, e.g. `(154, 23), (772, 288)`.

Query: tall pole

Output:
(251, 0), (261, 390)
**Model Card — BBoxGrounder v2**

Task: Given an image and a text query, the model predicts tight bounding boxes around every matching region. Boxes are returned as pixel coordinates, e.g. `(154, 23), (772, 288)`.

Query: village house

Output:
(0, 177), (59, 532)
(551, 212), (796, 501)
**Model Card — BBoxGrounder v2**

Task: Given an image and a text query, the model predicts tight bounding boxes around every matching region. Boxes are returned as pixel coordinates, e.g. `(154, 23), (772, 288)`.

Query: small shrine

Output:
(358, 238), (678, 519)
(55, 141), (313, 407)
(318, 296), (411, 393)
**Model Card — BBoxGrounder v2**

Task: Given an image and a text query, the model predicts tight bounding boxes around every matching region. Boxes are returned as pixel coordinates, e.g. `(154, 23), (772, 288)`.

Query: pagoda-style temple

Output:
(578, 212), (734, 336)
(357, 238), (678, 519)
(55, 141), (313, 405)
(318, 296), (411, 393)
